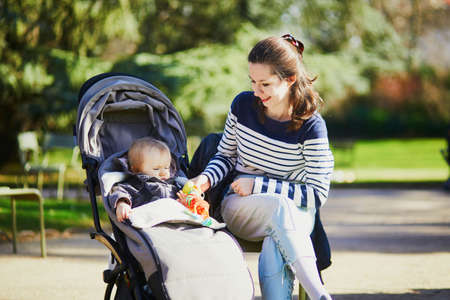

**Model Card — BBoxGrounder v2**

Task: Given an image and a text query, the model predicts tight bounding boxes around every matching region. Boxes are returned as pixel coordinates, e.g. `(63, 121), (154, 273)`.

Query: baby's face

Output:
(140, 148), (171, 180)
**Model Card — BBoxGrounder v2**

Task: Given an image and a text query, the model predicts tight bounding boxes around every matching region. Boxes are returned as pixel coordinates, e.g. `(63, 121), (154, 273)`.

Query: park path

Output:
(0, 188), (449, 300)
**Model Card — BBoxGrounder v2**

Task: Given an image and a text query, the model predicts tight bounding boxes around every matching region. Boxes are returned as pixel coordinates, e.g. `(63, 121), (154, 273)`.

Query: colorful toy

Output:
(179, 182), (210, 222)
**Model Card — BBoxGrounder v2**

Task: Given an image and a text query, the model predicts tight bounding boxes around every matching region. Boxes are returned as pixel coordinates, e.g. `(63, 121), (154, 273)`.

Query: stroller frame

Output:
(77, 72), (178, 300)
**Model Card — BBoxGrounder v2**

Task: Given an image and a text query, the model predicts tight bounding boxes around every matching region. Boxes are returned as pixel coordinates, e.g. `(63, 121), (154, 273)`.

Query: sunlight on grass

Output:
(0, 197), (108, 234)
(353, 138), (447, 169)
(353, 168), (447, 182)
(1, 137), (448, 186)
(331, 138), (448, 183)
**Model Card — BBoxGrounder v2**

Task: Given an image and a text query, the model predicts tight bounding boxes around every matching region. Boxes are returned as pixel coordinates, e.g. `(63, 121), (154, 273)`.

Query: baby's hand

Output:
(116, 201), (132, 222)
(231, 178), (254, 196)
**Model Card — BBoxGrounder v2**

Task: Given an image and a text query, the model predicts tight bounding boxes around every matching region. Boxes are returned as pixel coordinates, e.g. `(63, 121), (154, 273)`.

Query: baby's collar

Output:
(135, 173), (174, 183)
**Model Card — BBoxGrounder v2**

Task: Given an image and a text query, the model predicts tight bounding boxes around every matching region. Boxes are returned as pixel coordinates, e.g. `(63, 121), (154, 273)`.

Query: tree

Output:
(0, 0), (290, 164)
(0, 0), (126, 162)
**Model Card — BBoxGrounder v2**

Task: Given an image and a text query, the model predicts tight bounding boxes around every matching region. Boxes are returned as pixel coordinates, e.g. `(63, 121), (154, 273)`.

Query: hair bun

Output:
(282, 34), (304, 56)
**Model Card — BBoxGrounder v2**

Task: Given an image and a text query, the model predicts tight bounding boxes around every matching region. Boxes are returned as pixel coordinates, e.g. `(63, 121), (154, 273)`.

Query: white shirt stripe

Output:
(267, 179), (277, 194)
(306, 186), (315, 208)
(281, 181), (290, 199)
(254, 176), (263, 193)
(293, 184), (301, 206)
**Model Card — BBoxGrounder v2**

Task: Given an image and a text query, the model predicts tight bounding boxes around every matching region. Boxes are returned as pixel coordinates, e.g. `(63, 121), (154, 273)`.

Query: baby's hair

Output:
(128, 137), (170, 173)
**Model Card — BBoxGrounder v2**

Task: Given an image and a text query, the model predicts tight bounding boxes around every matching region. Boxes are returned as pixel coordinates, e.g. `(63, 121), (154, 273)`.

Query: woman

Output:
(191, 34), (334, 300)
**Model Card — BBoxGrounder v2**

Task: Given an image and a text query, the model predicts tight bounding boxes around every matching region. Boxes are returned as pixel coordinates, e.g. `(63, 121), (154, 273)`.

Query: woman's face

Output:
(248, 63), (294, 111)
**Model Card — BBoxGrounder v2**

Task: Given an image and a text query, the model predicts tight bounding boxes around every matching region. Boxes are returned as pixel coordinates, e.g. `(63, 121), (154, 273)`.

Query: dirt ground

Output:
(0, 188), (449, 300)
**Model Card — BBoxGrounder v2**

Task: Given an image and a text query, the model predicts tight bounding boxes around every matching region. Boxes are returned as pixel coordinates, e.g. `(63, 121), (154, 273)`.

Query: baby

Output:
(110, 137), (209, 222)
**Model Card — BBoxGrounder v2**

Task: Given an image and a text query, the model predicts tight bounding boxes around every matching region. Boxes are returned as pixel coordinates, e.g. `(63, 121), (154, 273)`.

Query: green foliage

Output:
(111, 23), (268, 135)
(278, 0), (410, 110)
(325, 95), (447, 139)
(1, 0), (138, 56)
(324, 62), (450, 139)
(137, 0), (244, 54)
(281, 1), (448, 138)
(0, 0), (121, 162)
(0, 47), (112, 162)
(0, 1), (279, 164)
(245, 0), (294, 28)
(293, 0), (358, 52)
(291, 0), (407, 57)
(112, 47), (245, 135)
(305, 53), (371, 103)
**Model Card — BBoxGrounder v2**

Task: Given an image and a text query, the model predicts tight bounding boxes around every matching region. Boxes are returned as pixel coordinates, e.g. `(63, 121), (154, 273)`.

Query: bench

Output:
(0, 187), (46, 257)
(17, 131), (79, 200)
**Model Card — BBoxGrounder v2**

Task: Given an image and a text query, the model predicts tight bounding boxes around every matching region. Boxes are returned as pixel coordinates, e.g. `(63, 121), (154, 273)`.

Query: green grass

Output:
(1, 137), (448, 187)
(331, 138), (448, 183)
(0, 197), (109, 234)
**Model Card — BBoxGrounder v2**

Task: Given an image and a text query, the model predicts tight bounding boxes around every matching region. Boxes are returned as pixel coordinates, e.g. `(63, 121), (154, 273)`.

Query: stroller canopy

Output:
(76, 74), (187, 167)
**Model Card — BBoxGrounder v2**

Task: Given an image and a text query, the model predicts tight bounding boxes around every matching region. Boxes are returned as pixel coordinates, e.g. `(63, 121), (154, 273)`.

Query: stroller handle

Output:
(83, 156), (104, 234)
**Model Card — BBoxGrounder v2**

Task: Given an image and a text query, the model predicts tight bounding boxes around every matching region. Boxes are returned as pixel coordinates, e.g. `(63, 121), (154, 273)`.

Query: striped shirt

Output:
(202, 91), (334, 209)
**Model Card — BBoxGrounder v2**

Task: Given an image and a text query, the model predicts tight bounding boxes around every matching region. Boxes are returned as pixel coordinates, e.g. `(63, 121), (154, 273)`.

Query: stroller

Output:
(76, 73), (254, 300)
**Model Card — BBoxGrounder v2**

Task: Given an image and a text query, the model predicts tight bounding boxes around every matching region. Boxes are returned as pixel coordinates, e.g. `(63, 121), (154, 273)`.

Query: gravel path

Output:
(1, 188), (449, 299)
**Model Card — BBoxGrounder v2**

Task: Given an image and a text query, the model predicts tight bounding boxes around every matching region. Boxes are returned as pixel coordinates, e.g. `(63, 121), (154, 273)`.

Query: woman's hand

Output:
(231, 178), (254, 196)
(116, 200), (132, 222)
(176, 191), (188, 206)
(189, 174), (211, 193)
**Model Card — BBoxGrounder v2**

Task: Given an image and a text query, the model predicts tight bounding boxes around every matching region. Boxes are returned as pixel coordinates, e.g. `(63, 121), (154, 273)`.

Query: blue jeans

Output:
(259, 236), (294, 299)
(221, 192), (316, 299)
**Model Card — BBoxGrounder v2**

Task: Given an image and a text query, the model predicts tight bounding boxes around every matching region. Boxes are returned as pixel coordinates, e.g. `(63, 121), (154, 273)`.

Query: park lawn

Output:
(0, 197), (109, 234)
(351, 138), (447, 169)
(0, 137), (448, 186)
(331, 138), (448, 183)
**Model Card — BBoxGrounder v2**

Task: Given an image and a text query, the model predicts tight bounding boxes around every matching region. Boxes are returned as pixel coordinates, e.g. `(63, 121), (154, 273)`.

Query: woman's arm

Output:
(252, 138), (333, 208)
(201, 109), (238, 189)
(229, 139), (333, 208)
(252, 118), (334, 209)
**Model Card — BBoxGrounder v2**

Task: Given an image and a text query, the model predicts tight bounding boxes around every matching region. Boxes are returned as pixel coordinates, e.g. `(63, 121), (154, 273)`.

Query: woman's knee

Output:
(221, 194), (278, 224)
(259, 236), (284, 276)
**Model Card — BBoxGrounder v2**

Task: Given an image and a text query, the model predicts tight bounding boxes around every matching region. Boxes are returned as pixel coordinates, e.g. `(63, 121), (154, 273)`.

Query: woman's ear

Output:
(286, 75), (296, 87)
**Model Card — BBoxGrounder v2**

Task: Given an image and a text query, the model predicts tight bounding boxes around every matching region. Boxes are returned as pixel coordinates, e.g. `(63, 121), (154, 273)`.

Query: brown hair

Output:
(128, 137), (171, 173)
(248, 36), (322, 130)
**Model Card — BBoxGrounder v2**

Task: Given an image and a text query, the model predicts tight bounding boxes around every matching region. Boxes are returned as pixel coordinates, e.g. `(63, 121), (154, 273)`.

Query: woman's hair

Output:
(248, 35), (322, 130)
(128, 137), (171, 173)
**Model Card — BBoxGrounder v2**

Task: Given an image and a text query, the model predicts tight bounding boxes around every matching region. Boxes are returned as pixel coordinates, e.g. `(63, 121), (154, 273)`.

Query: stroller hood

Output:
(76, 74), (187, 166)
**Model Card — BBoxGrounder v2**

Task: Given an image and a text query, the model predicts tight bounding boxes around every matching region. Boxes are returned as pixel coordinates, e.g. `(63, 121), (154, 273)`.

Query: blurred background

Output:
(0, 0), (449, 191)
